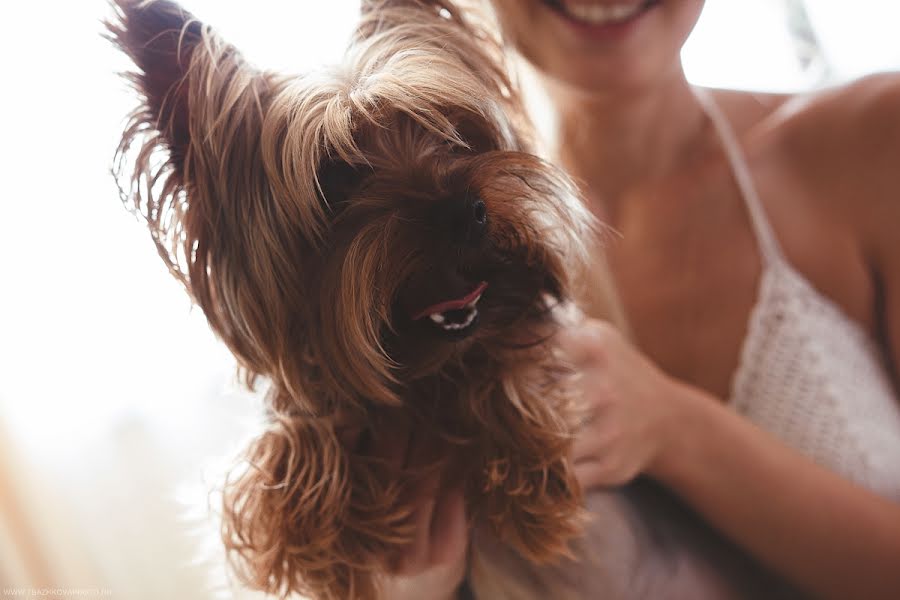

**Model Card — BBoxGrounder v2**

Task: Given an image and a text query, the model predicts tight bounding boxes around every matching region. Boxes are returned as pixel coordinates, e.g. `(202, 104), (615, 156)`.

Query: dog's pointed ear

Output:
(107, 0), (294, 373)
(105, 0), (209, 169)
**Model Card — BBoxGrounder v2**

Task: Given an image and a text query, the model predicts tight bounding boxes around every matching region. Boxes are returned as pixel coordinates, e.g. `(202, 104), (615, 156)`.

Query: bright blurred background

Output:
(0, 1), (897, 598)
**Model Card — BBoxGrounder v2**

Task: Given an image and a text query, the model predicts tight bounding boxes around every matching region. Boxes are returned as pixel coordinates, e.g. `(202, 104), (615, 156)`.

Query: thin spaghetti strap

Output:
(693, 87), (785, 265)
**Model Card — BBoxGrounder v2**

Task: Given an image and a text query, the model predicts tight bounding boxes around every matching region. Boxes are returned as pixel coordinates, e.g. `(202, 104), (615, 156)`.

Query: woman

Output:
(384, 1), (900, 598)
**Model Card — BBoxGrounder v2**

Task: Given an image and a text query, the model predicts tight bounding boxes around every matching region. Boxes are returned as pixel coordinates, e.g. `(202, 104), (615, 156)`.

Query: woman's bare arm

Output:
(650, 384), (900, 600)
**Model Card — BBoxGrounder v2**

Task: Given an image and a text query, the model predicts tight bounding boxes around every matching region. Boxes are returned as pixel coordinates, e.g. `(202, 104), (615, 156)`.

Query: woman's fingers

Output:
(557, 319), (617, 365)
(367, 421), (469, 581)
(380, 484), (469, 600)
(395, 480), (469, 577)
(574, 458), (631, 489)
(428, 486), (468, 566)
(574, 459), (608, 489)
(571, 431), (599, 463)
(556, 329), (595, 366)
(400, 474), (440, 573)
(571, 407), (616, 461)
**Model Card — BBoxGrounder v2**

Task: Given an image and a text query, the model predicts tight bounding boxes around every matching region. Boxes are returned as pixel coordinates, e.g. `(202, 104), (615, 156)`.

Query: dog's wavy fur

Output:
(107, 1), (598, 598)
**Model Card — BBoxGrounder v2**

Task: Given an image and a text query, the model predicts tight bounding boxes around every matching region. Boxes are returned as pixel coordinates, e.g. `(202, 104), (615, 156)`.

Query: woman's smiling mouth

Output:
(544, 0), (661, 28)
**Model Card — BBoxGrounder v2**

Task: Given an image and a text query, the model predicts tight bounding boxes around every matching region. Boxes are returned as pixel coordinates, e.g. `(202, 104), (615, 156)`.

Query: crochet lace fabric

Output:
(697, 86), (900, 501)
(729, 260), (900, 500)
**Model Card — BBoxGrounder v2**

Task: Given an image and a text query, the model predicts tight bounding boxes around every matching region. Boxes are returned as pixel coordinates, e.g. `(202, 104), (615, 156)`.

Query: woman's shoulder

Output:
(767, 74), (900, 236)
(712, 74), (900, 161)
(693, 78), (900, 209)
(701, 76), (897, 224)
(747, 74), (900, 287)
(769, 72), (900, 165)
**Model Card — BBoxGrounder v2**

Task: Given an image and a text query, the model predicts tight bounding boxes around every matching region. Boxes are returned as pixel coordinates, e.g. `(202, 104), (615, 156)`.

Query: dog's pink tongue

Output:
(411, 281), (488, 320)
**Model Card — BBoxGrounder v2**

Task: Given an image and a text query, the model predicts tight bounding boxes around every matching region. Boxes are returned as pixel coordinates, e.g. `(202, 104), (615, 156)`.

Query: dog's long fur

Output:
(108, 1), (598, 598)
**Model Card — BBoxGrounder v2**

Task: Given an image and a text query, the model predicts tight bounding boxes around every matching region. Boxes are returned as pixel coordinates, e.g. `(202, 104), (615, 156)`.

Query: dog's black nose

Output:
(472, 199), (487, 226)
(465, 196), (487, 242)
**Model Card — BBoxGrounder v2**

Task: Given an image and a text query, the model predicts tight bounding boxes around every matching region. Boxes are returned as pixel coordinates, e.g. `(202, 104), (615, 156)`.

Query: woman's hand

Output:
(372, 424), (470, 600)
(558, 318), (693, 489)
(379, 483), (469, 600)
(559, 320), (900, 600)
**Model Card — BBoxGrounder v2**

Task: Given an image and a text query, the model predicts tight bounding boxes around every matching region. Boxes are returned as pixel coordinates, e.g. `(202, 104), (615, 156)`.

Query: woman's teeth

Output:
(559, 1), (646, 26)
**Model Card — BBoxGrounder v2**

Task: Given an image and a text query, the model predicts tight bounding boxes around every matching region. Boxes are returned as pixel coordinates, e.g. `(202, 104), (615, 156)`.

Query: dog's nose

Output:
(472, 199), (487, 226)
(463, 197), (487, 242)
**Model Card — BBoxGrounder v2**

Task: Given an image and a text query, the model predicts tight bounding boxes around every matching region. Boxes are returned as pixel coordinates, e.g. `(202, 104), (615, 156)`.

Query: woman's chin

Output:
(531, 51), (676, 99)
(492, 0), (704, 97)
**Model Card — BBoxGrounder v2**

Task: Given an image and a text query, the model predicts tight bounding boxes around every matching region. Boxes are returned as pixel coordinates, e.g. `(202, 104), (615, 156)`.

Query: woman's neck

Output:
(547, 65), (709, 220)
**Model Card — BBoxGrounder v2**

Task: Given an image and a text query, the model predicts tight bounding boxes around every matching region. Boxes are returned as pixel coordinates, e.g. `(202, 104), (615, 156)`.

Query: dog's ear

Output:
(107, 1), (279, 166)
(107, 0), (207, 170)
(107, 1), (302, 379)
(356, 0), (534, 152)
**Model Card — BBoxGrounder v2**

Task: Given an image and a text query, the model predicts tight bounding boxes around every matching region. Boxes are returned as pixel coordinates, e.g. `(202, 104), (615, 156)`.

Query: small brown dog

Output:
(108, 1), (598, 598)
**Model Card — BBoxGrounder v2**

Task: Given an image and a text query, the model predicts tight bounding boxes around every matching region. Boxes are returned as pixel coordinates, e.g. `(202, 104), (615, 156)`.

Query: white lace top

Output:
(468, 91), (900, 600)
(698, 88), (900, 502)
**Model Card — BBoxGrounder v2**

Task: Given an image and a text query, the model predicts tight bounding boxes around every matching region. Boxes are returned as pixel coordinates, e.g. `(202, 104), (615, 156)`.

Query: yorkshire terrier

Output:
(108, 0), (596, 598)
(108, 1), (801, 599)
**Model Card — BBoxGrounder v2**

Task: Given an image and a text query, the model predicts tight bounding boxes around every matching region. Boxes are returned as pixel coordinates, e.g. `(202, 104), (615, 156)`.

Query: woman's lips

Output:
(557, 0), (650, 26)
(544, 0), (660, 36)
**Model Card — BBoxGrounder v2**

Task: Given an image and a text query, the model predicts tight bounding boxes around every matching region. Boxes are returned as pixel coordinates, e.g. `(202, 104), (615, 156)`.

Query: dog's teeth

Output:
(433, 306), (478, 332)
